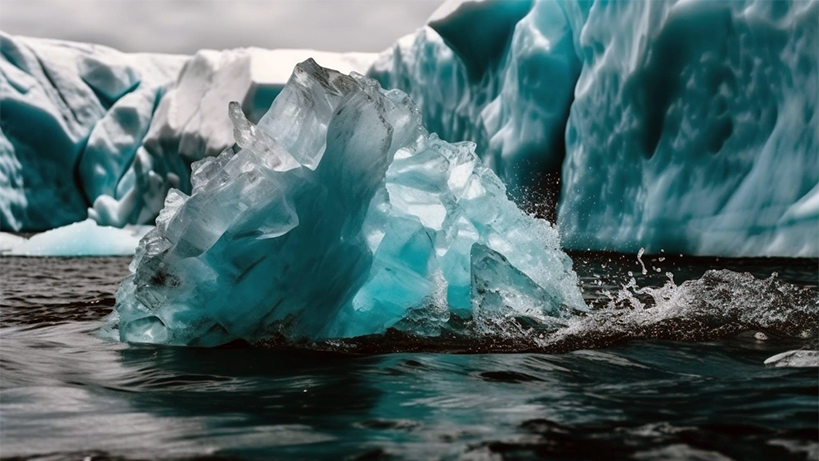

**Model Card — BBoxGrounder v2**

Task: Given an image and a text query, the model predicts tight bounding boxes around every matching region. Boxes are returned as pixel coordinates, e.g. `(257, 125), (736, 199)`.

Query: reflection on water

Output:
(0, 256), (817, 460)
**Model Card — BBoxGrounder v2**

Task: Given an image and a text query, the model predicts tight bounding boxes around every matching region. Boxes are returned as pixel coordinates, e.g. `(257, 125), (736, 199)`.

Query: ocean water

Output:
(1, 255), (817, 460)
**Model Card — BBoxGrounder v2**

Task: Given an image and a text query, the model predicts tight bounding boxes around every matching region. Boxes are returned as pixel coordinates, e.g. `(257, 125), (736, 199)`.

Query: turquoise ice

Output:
(558, 0), (818, 257)
(112, 61), (585, 346)
(369, 0), (583, 202)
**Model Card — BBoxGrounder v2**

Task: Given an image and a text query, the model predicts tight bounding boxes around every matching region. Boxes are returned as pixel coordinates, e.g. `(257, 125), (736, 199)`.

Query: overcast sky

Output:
(0, 0), (442, 54)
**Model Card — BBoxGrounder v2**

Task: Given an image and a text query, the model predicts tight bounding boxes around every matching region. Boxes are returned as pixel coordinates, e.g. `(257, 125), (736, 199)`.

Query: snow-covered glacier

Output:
(371, 0), (818, 257)
(111, 61), (585, 346)
(0, 33), (375, 232)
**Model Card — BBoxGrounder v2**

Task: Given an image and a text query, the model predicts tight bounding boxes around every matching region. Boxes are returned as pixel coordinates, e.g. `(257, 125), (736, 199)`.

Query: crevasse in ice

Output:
(112, 60), (585, 346)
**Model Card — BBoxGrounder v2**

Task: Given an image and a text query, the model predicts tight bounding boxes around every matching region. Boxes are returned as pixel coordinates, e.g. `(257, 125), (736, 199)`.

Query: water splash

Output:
(544, 269), (818, 351)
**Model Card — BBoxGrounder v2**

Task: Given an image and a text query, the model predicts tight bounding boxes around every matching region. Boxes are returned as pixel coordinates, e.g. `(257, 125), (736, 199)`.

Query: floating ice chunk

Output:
(114, 61), (584, 346)
(764, 350), (819, 368)
(7, 219), (151, 256)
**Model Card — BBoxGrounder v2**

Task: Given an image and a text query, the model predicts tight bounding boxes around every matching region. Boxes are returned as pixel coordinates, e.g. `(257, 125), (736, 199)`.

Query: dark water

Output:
(1, 255), (817, 460)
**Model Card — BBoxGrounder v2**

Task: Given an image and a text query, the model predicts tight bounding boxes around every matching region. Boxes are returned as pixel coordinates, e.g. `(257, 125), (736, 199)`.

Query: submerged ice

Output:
(112, 61), (585, 346)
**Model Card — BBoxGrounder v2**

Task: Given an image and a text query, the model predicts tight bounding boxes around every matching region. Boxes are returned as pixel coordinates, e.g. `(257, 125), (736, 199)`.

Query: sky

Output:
(0, 0), (442, 54)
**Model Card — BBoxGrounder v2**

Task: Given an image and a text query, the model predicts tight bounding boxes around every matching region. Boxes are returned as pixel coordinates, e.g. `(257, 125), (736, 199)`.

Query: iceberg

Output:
(142, 47), (378, 165)
(112, 60), (585, 346)
(371, 0), (818, 257)
(6, 219), (150, 257)
(0, 33), (376, 232)
(90, 47), (376, 229)
(4, 0), (816, 258)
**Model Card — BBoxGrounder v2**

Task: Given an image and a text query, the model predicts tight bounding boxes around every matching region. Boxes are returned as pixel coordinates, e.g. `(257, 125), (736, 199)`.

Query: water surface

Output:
(1, 255), (817, 460)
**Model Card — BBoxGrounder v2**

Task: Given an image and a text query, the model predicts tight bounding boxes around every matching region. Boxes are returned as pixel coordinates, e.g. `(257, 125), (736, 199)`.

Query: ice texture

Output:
(0, 232), (26, 254)
(0, 33), (375, 232)
(0, 33), (187, 232)
(371, 0), (818, 257)
(112, 61), (585, 346)
(93, 48), (376, 229)
(4, 0), (816, 258)
(6, 219), (150, 256)
(558, 0), (819, 257)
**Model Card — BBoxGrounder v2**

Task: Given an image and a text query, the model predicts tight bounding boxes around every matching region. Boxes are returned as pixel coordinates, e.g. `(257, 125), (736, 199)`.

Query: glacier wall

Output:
(370, 0), (818, 257)
(113, 61), (585, 346)
(2, 0), (817, 257)
(0, 33), (375, 231)
(559, 0), (819, 257)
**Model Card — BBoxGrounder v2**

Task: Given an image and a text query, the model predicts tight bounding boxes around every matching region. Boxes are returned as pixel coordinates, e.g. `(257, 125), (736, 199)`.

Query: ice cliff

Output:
(111, 61), (585, 346)
(0, 33), (375, 232)
(370, 0), (818, 257)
